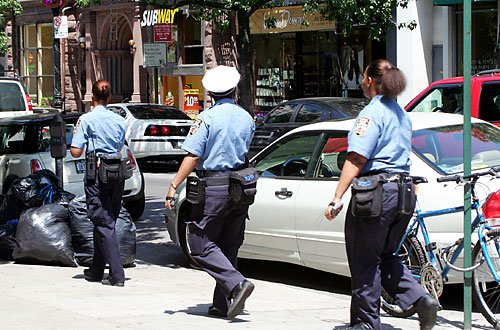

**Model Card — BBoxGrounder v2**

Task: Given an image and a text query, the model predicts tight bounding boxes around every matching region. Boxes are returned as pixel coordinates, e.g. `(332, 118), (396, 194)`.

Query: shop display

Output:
(255, 67), (296, 110)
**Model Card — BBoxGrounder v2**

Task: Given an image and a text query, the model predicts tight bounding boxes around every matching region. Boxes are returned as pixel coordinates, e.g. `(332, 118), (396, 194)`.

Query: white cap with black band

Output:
(202, 65), (241, 96)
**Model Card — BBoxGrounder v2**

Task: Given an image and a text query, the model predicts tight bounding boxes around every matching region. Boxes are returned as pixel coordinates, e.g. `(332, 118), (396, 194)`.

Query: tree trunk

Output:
(236, 12), (254, 116)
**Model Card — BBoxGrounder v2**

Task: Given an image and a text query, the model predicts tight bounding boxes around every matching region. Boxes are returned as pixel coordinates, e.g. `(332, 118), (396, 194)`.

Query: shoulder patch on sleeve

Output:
(189, 118), (203, 136)
(74, 118), (82, 134)
(353, 116), (371, 136)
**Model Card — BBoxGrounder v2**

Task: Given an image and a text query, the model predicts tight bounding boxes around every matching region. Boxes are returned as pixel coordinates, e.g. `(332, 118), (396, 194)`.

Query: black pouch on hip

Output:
(98, 153), (122, 183)
(350, 175), (384, 218)
(186, 176), (206, 205)
(398, 177), (414, 215)
(229, 167), (258, 206)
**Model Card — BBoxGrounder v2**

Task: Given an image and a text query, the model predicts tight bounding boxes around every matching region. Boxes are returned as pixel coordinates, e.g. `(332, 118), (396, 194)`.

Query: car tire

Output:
(124, 172), (145, 220)
(2, 175), (19, 194)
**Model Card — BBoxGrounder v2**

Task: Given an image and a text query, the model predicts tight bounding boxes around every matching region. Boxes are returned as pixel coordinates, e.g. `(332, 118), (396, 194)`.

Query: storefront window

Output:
(252, 30), (341, 115)
(20, 23), (53, 106)
(456, 3), (498, 75)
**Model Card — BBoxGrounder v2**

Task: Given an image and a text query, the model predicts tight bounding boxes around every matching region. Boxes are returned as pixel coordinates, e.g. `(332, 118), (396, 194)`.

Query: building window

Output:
(176, 15), (204, 65)
(20, 23), (53, 106)
(456, 3), (498, 75)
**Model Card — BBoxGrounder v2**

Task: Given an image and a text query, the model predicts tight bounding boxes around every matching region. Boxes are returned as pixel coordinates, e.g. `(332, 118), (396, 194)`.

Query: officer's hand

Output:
(165, 185), (177, 209)
(325, 200), (343, 221)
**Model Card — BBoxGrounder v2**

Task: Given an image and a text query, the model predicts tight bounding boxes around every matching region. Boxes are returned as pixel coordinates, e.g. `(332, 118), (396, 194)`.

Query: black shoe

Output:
(101, 278), (125, 287)
(348, 322), (373, 330)
(208, 306), (227, 317)
(416, 294), (439, 330)
(83, 269), (103, 282)
(227, 280), (254, 319)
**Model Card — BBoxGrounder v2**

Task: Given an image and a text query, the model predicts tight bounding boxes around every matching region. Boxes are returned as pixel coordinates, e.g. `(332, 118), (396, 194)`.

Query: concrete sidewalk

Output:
(0, 261), (492, 330)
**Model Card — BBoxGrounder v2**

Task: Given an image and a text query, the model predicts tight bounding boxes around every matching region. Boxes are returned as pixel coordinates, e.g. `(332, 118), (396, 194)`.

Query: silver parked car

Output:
(0, 112), (145, 219)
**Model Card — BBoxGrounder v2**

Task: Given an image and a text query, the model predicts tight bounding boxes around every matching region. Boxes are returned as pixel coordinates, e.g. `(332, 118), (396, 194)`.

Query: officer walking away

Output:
(71, 79), (127, 287)
(324, 59), (439, 330)
(165, 65), (256, 319)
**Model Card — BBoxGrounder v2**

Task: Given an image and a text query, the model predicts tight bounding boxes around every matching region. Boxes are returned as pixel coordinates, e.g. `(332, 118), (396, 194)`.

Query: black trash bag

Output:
(0, 170), (62, 223)
(0, 220), (17, 260)
(13, 203), (78, 267)
(55, 190), (76, 207)
(116, 207), (137, 268)
(68, 195), (136, 267)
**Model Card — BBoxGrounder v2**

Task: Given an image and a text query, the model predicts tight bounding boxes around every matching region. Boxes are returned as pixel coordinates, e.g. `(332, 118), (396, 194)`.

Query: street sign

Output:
(143, 43), (167, 68)
(154, 24), (172, 43)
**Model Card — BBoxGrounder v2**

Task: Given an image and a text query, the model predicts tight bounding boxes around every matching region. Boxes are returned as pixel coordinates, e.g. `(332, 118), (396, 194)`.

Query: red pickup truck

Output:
(405, 69), (500, 126)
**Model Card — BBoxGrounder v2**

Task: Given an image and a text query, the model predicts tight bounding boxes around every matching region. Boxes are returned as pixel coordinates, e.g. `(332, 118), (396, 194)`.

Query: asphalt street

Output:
(0, 169), (493, 329)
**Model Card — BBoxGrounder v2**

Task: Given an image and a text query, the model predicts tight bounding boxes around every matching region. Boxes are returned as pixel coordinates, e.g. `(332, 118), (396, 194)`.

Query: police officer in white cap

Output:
(165, 65), (255, 319)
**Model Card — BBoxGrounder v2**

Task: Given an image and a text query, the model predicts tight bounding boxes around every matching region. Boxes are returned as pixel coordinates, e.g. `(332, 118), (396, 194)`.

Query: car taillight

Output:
(483, 190), (500, 226)
(26, 94), (33, 111)
(161, 126), (171, 135)
(31, 159), (42, 173)
(145, 125), (171, 136)
(126, 149), (137, 170)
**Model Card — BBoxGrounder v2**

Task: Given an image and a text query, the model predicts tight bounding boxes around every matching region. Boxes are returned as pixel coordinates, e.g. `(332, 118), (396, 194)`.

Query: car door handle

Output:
(275, 188), (293, 197)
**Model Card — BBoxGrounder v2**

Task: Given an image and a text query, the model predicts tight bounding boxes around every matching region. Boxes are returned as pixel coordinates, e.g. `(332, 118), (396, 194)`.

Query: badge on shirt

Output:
(188, 118), (203, 136)
(354, 116), (371, 136)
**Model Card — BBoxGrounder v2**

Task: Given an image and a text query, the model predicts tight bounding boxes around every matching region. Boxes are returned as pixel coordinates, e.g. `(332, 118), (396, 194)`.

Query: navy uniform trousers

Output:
(345, 181), (426, 330)
(188, 184), (248, 313)
(85, 178), (125, 283)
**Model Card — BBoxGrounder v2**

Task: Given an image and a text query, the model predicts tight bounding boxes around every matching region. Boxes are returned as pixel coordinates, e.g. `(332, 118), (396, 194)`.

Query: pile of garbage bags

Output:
(0, 170), (136, 267)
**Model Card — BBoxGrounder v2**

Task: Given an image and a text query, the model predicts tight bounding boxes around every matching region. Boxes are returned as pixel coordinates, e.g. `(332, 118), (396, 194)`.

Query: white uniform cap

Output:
(202, 65), (241, 96)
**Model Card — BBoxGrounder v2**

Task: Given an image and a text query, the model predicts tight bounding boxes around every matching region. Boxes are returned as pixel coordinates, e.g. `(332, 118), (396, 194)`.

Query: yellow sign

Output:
(141, 8), (179, 27)
(250, 5), (335, 34)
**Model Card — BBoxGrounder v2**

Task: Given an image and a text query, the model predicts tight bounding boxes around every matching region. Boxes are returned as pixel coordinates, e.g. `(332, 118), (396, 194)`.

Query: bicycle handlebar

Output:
(436, 165), (500, 183)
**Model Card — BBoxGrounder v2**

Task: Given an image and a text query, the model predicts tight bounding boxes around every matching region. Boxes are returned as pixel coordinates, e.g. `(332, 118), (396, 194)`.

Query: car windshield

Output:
(0, 82), (25, 112)
(127, 105), (191, 120)
(412, 123), (500, 174)
(323, 99), (367, 117)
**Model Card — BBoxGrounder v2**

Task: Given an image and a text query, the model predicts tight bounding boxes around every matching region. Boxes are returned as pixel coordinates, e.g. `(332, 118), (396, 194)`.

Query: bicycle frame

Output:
(396, 196), (500, 283)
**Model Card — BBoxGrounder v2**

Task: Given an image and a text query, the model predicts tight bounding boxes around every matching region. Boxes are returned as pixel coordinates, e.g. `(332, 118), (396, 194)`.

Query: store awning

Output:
(434, 0), (496, 5)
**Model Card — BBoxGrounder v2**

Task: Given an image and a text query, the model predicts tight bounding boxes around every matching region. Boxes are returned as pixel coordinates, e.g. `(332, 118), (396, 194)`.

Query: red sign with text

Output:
(183, 89), (199, 111)
(154, 24), (172, 43)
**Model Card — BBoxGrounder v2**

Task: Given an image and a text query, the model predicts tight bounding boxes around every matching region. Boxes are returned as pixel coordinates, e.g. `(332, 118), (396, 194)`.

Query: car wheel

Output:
(2, 175), (19, 194)
(124, 172), (145, 220)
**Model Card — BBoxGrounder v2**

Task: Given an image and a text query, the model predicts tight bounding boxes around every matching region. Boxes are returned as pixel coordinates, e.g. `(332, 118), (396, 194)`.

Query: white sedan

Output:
(165, 112), (500, 283)
(107, 103), (193, 163)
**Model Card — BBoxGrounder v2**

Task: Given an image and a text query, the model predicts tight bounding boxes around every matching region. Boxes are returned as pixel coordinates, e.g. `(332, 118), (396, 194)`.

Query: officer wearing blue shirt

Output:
(165, 66), (255, 319)
(71, 80), (127, 287)
(325, 60), (439, 330)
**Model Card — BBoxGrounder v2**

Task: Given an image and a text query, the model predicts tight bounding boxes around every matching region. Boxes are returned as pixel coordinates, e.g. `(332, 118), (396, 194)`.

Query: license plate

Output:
(173, 141), (183, 149)
(75, 160), (86, 173)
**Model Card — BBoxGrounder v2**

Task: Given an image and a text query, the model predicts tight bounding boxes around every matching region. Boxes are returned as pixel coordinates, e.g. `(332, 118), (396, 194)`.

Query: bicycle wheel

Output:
(381, 234), (427, 318)
(472, 228), (500, 329)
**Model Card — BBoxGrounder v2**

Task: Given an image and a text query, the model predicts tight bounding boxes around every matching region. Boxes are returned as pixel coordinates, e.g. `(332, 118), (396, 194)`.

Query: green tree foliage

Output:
(0, 0), (22, 55)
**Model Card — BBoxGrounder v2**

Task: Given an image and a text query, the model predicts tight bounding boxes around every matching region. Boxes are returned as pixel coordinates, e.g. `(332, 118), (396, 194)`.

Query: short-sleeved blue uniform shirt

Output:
(71, 105), (126, 154)
(348, 95), (412, 174)
(182, 98), (255, 171)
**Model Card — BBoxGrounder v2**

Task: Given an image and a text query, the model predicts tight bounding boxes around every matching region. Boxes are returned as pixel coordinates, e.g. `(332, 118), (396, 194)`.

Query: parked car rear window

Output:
(322, 99), (367, 117)
(0, 82), (26, 112)
(412, 123), (500, 174)
(127, 106), (191, 120)
(478, 82), (500, 122)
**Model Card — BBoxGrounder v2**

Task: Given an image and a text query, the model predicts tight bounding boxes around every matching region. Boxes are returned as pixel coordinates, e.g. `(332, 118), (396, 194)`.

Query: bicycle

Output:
(381, 166), (500, 329)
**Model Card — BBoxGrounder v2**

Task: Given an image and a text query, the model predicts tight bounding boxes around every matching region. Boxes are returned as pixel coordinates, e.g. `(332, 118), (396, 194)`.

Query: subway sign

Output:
(141, 8), (179, 27)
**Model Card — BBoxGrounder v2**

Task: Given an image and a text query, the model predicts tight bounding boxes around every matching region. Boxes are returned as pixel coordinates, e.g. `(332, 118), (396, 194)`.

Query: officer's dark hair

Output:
(365, 59), (406, 99)
(208, 88), (236, 102)
(92, 80), (111, 104)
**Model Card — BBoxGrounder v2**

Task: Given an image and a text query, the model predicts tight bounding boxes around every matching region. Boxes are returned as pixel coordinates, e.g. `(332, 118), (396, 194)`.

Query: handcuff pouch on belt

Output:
(229, 167), (258, 206)
(87, 153), (133, 183)
(351, 174), (384, 218)
(186, 176), (206, 205)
